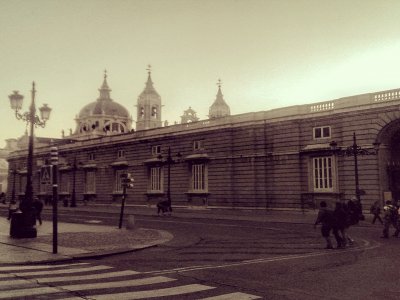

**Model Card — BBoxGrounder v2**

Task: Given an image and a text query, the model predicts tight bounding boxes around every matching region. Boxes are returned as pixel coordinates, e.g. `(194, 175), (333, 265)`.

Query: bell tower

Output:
(136, 65), (162, 131)
(209, 79), (231, 119)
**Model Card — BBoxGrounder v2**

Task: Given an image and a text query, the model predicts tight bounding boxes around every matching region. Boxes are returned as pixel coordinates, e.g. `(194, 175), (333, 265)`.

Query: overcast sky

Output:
(2, 0), (400, 148)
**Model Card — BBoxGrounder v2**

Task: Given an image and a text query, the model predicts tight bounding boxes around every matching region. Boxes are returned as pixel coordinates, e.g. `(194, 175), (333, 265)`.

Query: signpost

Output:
(119, 173), (134, 229)
(50, 147), (58, 254)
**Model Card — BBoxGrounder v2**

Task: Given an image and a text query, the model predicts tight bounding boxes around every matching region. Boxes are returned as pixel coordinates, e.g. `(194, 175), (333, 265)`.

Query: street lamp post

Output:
(158, 147), (182, 205)
(330, 132), (380, 202)
(10, 169), (16, 203)
(8, 82), (51, 238)
(70, 157), (77, 207)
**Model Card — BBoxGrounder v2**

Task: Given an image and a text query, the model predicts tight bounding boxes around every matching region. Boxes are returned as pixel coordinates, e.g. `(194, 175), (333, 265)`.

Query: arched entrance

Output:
(377, 119), (400, 202)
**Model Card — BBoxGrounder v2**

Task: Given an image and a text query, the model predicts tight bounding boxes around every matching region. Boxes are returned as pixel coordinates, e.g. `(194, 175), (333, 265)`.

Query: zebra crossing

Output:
(0, 262), (261, 299)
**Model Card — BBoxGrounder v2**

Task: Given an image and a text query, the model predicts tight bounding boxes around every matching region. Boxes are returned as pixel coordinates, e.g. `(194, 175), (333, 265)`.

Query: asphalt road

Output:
(39, 209), (399, 300)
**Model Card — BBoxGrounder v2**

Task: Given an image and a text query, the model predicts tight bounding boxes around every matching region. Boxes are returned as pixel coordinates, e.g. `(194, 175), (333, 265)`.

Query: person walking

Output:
(333, 202), (347, 248)
(370, 201), (383, 225)
(32, 197), (43, 225)
(381, 200), (398, 238)
(314, 201), (336, 249)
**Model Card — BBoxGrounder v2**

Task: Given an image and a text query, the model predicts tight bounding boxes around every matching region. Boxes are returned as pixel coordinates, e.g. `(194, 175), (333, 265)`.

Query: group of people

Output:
(315, 197), (400, 249)
(314, 197), (362, 249)
(7, 197), (43, 225)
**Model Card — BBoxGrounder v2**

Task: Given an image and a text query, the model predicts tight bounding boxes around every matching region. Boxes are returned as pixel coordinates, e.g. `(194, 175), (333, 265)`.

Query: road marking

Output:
(0, 286), (62, 299)
(143, 239), (380, 275)
(37, 270), (140, 283)
(201, 292), (262, 299)
(0, 279), (32, 287)
(81, 284), (215, 300)
(13, 265), (112, 276)
(58, 276), (176, 291)
(0, 262), (88, 272)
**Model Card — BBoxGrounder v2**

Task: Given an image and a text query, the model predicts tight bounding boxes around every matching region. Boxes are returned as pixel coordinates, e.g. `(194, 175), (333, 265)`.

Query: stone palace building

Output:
(5, 69), (400, 210)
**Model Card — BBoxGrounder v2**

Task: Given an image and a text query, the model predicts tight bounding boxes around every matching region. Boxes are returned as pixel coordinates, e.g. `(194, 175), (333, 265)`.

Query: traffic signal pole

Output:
(119, 172), (134, 229)
(118, 184), (126, 229)
(50, 147), (58, 254)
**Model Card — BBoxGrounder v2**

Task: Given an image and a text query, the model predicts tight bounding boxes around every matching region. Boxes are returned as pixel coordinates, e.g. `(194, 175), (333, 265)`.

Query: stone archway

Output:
(377, 118), (400, 202)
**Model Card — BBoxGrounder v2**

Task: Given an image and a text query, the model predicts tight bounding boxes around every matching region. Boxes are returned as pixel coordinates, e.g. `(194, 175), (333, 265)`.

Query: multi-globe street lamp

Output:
(330, 132), (380, 203)
(8, 82), (51, 238)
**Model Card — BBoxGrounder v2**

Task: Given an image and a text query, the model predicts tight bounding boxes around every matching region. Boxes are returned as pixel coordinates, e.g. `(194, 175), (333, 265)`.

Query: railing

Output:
(374, 89), (400, 102)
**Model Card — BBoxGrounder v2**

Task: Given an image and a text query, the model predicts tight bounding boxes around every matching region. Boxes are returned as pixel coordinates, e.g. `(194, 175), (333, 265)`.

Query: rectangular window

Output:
(193, 140), (204, 151)
(85, 170), (96, 193)
(149, 166), (163, 192)
(114, 169), (124, 193)
(191, 163), (207, 192)
(59, 172), (70, 193)
(117, 150), (125, 159)
(313, 126), (331, 139)
(313, 157), (333, 191)
(152, 145), (161, 156)
(88, 153), (96, 161)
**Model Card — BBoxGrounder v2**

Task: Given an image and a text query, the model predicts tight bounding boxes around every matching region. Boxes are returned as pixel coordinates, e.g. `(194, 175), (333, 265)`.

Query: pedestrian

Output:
(32, 197), (43, 225)
(157, 199), (172, 216)
(381, 200), (398, 238)
(7, 200), (18, 220)
(314, 201), (336, 249)
(333, 202), (347, 248)
(370, 201), (383, 225)
(344, 197), (362, 245)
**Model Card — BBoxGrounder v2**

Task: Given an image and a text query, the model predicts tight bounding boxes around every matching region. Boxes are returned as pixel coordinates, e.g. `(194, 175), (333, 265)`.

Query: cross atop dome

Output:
(98, 69), (111, 100)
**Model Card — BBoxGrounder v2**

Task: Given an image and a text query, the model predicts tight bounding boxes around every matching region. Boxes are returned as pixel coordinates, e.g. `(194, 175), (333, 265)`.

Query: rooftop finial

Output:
(217, 78), (222, 89)
(104, 69), (107, 80)
(147, 64), (152, 75)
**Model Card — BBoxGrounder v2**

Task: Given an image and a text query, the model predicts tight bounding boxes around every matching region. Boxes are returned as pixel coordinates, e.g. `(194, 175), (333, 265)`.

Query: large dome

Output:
(78, 100), (130, 118)
(72, 72), (133, 140)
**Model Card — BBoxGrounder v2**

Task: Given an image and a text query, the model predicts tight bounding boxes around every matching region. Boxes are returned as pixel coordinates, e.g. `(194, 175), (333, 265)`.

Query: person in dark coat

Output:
(32, 197), (43, 225)
(370, 201), (383, 225)
(314, 201), (336, 249)
(157, 199), (172, 216)
(333, 202), (348, 248)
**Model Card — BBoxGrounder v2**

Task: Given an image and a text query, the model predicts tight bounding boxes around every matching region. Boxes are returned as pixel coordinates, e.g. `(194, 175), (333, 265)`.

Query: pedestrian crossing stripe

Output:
(200, 292), (262, 299)
(0, 263), (262, 300)
(37, 270), (140, 283)
(0, 262), (89, 272)
(59, 276), (176, 291)
(62, 284), (215, 300)
(11, 265), (112, 276)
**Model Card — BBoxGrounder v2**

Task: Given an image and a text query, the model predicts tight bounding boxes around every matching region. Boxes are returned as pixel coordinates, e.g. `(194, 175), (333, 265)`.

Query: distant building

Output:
(5, 70), (400, 210)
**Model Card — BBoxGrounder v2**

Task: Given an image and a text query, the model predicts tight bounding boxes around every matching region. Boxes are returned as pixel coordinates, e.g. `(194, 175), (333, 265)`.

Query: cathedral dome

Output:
(72, 71), (132, 139)
(78, 72), (129, 118)
(78, 99), (130, 118)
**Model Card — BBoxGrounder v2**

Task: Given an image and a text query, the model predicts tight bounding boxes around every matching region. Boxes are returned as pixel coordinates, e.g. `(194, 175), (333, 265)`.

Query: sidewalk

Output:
(0, 203), (377, 265)
(0, 214), (172, 265)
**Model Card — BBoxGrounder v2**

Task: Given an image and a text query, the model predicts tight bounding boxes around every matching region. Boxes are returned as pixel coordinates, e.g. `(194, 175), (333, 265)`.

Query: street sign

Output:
(40, 165), (51, 185)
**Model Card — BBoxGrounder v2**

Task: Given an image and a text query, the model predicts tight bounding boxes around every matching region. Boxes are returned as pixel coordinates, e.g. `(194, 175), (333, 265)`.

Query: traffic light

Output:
(121, 172), (134, 189)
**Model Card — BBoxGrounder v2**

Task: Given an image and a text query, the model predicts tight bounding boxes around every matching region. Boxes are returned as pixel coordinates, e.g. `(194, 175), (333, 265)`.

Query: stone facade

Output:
(6, 87), (400, 210)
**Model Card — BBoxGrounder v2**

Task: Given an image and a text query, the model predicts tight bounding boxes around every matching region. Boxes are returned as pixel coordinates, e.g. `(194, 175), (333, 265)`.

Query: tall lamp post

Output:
(10, 168), (17, 203)
(8, 82), (51, 238)
(70, 157), (77, 207)
(330, 132), (380, 202)
(158, 147), (182, 205)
